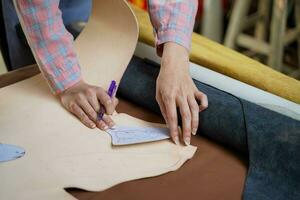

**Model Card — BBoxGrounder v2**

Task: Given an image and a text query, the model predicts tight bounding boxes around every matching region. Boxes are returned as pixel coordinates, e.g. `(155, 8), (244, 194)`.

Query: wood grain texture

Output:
(0, 64), (39, 88)
(130, 4), (300, 104)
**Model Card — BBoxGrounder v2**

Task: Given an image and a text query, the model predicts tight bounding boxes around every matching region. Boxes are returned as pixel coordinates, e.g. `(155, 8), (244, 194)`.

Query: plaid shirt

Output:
(14, 0), (197, 94)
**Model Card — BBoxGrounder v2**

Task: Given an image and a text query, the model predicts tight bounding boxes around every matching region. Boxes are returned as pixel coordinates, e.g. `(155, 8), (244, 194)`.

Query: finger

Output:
(96, 120), (109, 131)
(163, 95), (179, 145)
(76, 97), (98, 122)
(101, 114), (115, 128)
(112, 97), (119, 108)
(195, 90), (208, 111)
(95, 88), (115, 115)
(69, 103), (96, 129)
(156, 94), (167, 124)
(188, 95), (199, 136)
(177, 97), (192, 146)
(85, 88), (100, 112)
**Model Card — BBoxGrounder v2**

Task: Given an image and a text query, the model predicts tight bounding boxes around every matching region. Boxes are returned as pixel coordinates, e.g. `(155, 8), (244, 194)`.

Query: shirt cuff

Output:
(155, 28), (191, 56)
(44, 64), (82, 95)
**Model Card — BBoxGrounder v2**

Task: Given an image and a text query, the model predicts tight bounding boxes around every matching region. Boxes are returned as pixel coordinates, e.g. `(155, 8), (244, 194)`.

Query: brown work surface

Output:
(67, 99), (248, 200)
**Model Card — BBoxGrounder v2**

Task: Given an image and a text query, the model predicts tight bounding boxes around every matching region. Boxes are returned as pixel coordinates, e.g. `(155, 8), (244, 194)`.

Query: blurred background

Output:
(128, 0), (300, 80)
(0, 0), (299, 80)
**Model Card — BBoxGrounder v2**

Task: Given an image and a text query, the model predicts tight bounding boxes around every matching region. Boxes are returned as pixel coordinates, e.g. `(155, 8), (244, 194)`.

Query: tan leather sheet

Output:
(69, 99), (247, 200)
(0, 1), (196, 199)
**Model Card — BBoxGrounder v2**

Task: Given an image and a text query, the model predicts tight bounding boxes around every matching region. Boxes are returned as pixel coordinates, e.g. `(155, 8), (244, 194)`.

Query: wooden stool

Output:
(224, 0), (300, 78)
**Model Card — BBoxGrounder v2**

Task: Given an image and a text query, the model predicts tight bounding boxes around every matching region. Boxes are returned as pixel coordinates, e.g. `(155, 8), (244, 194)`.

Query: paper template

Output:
(106, 125), (170, 145)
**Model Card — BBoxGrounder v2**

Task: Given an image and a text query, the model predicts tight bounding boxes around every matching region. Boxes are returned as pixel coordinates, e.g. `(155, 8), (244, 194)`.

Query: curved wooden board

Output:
(0, 1), (196, 199)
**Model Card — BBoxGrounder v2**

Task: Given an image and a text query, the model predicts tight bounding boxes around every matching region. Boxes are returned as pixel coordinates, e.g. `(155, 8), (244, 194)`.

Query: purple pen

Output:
(97, 80), (117, 121)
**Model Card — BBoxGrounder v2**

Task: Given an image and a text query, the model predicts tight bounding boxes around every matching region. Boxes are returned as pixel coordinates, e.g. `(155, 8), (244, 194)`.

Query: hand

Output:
(59, 80), (118, 130)
(156, 42), (208, 145)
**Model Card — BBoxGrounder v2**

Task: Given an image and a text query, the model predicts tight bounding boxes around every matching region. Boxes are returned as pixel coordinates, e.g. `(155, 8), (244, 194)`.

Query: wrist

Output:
(161, 42), (189, 70)
(58, 79), (84, 97)
(162, 42), (189, 57)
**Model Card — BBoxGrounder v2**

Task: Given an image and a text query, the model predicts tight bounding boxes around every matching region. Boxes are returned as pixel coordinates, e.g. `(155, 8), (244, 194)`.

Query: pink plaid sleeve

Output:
(148, 0), (198, 56)
(14, 0), (81, 94)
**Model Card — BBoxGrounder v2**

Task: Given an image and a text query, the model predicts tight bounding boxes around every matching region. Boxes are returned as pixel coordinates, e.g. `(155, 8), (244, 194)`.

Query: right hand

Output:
(59, 80), (118, 130)
(155, 42), (208, 145)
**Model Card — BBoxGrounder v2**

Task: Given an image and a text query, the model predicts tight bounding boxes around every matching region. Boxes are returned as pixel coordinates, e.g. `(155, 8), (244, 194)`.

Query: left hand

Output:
(156, 42), (208, 146)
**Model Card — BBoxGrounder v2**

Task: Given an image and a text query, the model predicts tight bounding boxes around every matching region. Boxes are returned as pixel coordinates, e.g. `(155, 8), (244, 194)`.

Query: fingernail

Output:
(103, 125), (109, 130)
(91, 123), (96, 128)
(110, 125), (116, 129)
(192, 128), (197, 135)
(109, 122), (115, 128)
(174, 136), (179, 145)
(184, 137), (190, 146)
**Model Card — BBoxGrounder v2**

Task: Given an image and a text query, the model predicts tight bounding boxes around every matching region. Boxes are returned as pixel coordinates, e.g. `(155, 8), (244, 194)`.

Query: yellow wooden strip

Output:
(130, 4), (300, 104)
